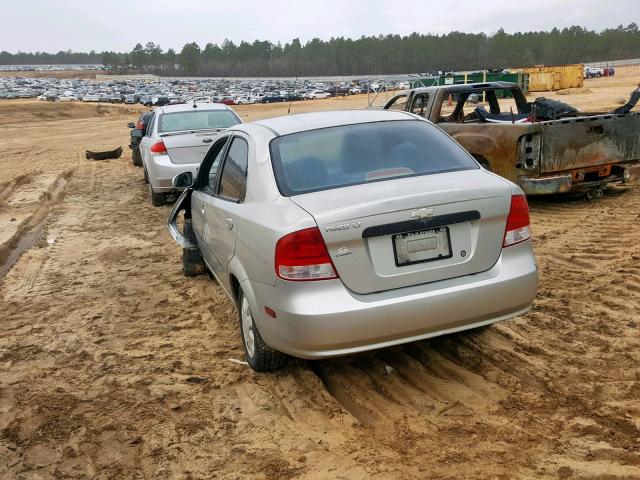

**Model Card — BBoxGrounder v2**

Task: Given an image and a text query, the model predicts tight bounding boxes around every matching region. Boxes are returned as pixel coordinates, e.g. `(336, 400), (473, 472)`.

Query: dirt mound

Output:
(556, 87), (593, 95)
(0, 99), (145, 126)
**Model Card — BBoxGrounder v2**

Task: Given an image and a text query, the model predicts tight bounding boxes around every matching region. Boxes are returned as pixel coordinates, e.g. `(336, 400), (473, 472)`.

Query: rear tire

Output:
(150, 187), (166, 207)
(182, 219), (206, 277)
(238, 288), (286, 372)
(132, 148), (142, 167)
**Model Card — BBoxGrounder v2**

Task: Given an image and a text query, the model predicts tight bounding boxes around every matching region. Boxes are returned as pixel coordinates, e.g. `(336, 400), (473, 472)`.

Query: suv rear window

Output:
(158, 110), (240, 133)
(270, 120), (478, 196)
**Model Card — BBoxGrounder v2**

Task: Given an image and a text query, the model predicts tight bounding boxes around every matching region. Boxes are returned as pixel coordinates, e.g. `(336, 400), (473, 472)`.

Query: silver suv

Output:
(168, 110), (538, 371)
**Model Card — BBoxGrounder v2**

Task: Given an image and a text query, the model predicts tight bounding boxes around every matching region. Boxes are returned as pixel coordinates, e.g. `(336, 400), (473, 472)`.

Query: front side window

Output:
(218, 137), (249, 202)
(158, 110), (241, 133)
(196, 137), (229, 193)
(385, 94), (408, 112)
(270, 120), (478, 196)
(206, 141), (228, 192)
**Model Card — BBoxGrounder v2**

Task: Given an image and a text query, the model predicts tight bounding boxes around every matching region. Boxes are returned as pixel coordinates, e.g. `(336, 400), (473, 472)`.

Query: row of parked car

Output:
(0, 75), (379, 104)
(126, 98), (539, 372)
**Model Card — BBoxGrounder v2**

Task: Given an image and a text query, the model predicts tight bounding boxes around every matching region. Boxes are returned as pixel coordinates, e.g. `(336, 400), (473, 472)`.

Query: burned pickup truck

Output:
(383, 82), (640, 195)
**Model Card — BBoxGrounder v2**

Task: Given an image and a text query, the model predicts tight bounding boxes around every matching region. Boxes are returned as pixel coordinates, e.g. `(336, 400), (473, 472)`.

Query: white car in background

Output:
(139, 102), (243, 206)
(308, 90), (331, 99)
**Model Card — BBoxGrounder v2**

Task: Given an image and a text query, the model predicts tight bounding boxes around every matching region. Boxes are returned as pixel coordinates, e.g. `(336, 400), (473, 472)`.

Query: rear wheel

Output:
(150, 187), (166, 207)
(238, 288), (286, 371)
(182, 219), (206, 277)
(132, 148), (142, 167)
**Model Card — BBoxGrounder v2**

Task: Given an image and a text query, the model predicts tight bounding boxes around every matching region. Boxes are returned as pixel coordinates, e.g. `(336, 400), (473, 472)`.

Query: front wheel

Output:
(238, 289), (286, 371)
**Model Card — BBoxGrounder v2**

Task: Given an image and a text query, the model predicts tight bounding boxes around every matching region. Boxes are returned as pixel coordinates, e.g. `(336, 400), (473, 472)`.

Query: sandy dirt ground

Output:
(1, 67), (640, 480)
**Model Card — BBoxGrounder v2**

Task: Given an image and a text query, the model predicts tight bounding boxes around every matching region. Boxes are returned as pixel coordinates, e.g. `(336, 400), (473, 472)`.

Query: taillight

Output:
(150, 140), (167, 154)
(136, 121), (143, 129)
(503, 194), (531, 247)
(275, 227), (338, 281)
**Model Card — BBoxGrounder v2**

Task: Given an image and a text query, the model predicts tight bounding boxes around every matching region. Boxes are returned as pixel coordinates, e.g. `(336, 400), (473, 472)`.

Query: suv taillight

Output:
(275, 227), (338, 281)
(150, 140), (167, 154)
(503, 195), (531, 247)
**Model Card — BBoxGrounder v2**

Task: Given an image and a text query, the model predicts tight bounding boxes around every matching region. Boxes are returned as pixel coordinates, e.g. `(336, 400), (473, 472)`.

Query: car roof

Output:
(156, 102), (232, 114)
(249, 109), (415, 136)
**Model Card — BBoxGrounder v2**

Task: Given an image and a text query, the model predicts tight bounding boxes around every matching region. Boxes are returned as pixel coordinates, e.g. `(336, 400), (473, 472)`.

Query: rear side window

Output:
(270, 120), (478, 196)
(411, 93), (430, 117)
(218, 137), (249, 202)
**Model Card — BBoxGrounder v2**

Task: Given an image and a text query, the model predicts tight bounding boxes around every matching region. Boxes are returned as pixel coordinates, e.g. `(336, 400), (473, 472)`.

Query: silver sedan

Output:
(168, 110), (538, 371)
(139, 102), (242, 206)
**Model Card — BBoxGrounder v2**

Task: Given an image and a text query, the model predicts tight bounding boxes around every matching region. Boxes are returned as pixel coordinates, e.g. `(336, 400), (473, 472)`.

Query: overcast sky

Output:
(2, 0), (638, 53)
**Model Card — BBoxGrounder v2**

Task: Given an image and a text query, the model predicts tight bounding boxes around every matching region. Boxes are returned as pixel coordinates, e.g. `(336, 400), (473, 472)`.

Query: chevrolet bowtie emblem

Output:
(411, 207), (434, 219)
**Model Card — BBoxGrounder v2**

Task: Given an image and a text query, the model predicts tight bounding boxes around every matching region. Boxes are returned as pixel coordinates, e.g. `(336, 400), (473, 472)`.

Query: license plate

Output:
(393, 227), (452, 267)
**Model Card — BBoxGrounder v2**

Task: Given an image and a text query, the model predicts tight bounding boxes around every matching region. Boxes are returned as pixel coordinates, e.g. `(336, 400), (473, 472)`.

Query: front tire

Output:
(238, 288), (286, 371)
(182, 219), (206, 277)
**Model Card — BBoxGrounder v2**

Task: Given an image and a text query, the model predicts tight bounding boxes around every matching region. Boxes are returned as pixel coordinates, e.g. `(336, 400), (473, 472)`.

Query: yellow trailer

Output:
(518, 64), (584, 92)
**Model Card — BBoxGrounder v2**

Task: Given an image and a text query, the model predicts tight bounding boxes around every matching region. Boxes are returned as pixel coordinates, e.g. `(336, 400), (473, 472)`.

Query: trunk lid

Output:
(290, 170), (511, 294)
(160, 130), (223, 165)
(539, 113), (640, 173)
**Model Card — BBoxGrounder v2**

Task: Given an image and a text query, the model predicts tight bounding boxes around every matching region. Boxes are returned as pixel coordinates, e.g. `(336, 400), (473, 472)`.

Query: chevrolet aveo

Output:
(168, 110), (538, 371)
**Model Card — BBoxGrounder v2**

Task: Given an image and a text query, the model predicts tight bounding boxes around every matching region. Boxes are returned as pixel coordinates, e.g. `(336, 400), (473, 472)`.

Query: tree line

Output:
(2, 24), (639, 76)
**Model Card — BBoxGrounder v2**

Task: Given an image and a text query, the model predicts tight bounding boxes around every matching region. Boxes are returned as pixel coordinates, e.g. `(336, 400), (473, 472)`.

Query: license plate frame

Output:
(392, 226), (452, 267)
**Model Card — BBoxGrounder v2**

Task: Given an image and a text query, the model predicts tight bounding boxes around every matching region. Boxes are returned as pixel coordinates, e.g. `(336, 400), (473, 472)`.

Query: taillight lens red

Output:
(503, 194), (531, 247)
(136, 121), (143, 129)
(275, 227), (338, 281)
(150, 140), (167, 154)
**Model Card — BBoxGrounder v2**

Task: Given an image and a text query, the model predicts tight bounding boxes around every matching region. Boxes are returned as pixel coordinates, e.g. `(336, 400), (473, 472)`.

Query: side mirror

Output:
(172, 171), (193, 189)
(131, 129), (143, 139)
(127, 122), (136, 128)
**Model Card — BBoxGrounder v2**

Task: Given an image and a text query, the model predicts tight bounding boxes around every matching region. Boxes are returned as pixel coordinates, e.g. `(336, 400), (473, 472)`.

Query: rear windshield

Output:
(270, 120), (478, 196)
(158, 110), (240, 133)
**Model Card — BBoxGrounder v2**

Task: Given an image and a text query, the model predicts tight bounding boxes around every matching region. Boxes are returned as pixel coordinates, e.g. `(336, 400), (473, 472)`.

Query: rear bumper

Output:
(146, 154), (200, 192)
(519, 162), (640, 195)
(247, 240), (538, 359)
(519, 174), (573, 195)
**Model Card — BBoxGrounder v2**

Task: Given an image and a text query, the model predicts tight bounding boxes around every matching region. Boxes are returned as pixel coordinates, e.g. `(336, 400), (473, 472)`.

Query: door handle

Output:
(225, 218), (234, 230)
(202, 138), (213, 143)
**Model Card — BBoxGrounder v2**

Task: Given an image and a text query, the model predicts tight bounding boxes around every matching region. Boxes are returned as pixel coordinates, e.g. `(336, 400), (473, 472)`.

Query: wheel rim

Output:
(241, 296), (255, 359)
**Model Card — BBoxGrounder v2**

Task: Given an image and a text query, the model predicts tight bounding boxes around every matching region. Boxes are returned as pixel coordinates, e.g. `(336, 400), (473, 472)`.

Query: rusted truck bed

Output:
(384, 82), (640, 195)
